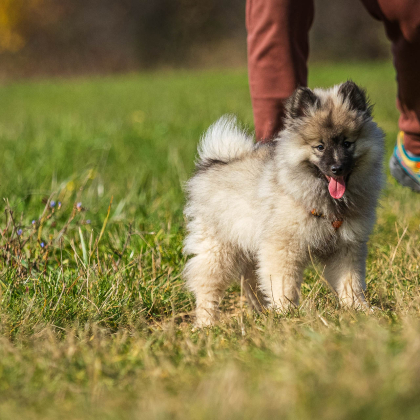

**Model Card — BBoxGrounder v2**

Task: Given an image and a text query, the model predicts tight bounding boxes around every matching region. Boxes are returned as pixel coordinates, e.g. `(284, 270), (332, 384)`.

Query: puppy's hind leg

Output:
(184, 238), (236, 327)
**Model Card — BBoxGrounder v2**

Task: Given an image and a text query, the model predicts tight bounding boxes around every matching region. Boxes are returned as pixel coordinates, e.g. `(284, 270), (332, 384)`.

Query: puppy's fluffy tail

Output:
(197, 116), (254, 168)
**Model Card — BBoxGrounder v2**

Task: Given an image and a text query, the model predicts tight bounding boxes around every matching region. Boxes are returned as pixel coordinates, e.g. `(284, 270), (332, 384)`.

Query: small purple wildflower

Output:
(58, 201), (62, 209)
(50, 200), (56, 208)
(32, 220), (36, 225)
(76, 202), (82, 209)
(40, 242), (45, 248)
(17, 229), (22, 236)
(86, 219), (91, 224)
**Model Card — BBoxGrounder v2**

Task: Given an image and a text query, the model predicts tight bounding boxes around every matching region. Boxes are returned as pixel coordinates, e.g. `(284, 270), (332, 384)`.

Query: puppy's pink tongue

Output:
(328, 177), (346, 199)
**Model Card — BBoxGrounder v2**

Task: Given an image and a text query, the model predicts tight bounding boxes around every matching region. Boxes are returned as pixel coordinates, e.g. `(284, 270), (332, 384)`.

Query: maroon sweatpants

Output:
(247, 0), (420, 154)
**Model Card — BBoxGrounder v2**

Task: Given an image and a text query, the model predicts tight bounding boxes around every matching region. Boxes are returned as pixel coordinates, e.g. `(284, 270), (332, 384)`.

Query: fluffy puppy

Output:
(184, 81), (384, 326)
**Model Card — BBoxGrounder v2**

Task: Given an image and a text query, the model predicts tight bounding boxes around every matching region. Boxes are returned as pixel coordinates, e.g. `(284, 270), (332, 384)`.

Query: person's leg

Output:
(246, 0), (314, 141)
(362, 0), (420, 190)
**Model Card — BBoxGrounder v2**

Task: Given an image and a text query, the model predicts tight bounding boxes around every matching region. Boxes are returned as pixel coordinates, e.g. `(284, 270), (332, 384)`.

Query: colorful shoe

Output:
(389, 131), (420, 193)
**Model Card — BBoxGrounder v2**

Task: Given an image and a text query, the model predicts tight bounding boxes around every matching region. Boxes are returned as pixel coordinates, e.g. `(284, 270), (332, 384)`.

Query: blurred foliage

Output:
(310, 0), (390, 61)
(0, 0), (390, 79)
(0, 0), (41, 52)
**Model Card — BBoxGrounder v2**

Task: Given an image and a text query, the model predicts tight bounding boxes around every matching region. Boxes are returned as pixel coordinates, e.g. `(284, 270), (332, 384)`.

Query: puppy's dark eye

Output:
(316, 144), (324, 151)
(343, 141), (352, 148)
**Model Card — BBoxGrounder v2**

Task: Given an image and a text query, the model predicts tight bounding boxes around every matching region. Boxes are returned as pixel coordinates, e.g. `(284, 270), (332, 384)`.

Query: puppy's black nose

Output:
(331, 165), (343, 175)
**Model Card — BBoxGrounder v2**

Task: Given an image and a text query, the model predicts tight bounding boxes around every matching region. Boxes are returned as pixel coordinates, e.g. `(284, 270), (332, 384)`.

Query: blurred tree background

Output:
(0, 0), (389, 80)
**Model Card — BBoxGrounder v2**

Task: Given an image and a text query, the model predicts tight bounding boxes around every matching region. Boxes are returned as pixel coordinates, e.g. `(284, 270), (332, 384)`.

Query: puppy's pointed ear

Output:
(338, 81), (371, 116)
(286, 87), (319, 120)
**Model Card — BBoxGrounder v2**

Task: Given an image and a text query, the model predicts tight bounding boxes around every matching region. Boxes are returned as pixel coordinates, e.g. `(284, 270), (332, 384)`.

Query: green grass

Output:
(1, 62), (420, 419)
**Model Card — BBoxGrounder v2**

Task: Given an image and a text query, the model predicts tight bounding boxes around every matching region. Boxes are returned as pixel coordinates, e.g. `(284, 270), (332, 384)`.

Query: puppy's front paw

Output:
(339, 294), (378, 313)
(194, 311), (218, 328)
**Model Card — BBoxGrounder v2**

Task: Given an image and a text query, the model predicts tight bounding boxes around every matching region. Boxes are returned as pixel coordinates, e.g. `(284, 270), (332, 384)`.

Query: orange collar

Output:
(310, 209), (343, 231)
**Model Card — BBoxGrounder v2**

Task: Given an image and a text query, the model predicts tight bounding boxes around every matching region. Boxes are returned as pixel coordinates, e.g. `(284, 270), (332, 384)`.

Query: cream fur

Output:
(184, 84), (384, 327)
(197, 115), (254, 164)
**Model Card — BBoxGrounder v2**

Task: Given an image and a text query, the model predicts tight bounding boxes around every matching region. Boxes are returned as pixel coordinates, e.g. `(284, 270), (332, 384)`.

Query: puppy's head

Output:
(283, 81), (382, 200)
